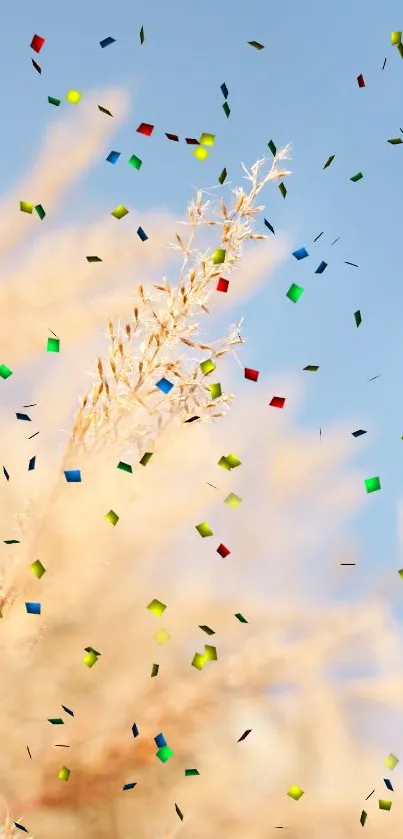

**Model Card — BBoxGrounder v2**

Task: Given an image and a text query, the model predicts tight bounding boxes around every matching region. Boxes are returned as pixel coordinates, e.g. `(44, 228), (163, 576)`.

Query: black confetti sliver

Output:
(3, 466), (9, 481)
(61, 704), (74, 717)
(16, 412), (31, 421)
(237, 729), (252, 742)
(175, 803), (184, 821)
(28, 456), (36, 471)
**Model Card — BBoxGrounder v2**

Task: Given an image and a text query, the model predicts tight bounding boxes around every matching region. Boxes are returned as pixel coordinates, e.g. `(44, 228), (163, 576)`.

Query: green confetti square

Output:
(364, 476), (381, 494)
(360, 811), (367, 826)
(235, 613), (248, 623)
(48, 96), (61, 106)
(208, 382), (222, 399)
(195, 522), (213, 537)
(156, 745), (174, 763)
(47, 337), (60, 353)
(218, 168), (227, 185)
(278, 182), (287, 198)
(35, 204), (46, 220)
(350, 172), (363, 182)
(286, 283), (304, 303)
(199, 625), (215, 635)
(268, 140), (277, 156)
(185, 768), (200, 776)
(117, 461), (132, 473)
(200, 358), (216, 375)
(354, 310), (362, 327)
(0, 364), (13, 379)
(105, 509), (119, 525)
(378, 800), (392, 811)
(128, 155), (142, 170)
(222, 102), (230, 118)
(140, 452), (153, 466)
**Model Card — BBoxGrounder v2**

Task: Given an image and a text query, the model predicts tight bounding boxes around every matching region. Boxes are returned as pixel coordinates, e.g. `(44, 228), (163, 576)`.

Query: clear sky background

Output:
(1, 0), (403, 609)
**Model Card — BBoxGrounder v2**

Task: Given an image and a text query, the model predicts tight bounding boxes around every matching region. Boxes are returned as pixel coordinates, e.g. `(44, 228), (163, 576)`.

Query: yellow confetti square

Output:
(111, 205), (129, 219)
(154, 628), (170, 645)
(147, 599), (167, 616)
(83, 651), (98, 668)
(384, 753), (399, 770)
(191, 652), (207, 670)
(287, 785), (304, 801)
(199, 133), (215, 146)
(66, 89), (82, 104)
(58, 765), (71, 781)
(193, 146), (209, 161)
(20, 201), (33, 214)
(224, 493), (242, 508)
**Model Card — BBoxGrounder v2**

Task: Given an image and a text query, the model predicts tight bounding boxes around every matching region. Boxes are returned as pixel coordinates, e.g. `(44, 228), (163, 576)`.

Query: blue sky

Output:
(2, 0), (403, 604)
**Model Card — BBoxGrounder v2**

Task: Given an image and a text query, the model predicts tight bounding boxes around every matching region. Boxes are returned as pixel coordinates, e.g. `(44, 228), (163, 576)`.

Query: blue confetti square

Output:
(315, 260), (328, 274)
(132, 723), (139, 738)
(123, 782), (137, 791)
(384, 778), (393, 791)
(100, 36), (116, 48)
(154, 732), (167, 748)
(106, 150), (120, 164)
(64, 470), (81, 483)
(25, 602), (41, 615)
(220, 82), (229, 99)
(292, 247), (309, 260)
(137, 226), (148, 242)
(156, 377), (173, 394)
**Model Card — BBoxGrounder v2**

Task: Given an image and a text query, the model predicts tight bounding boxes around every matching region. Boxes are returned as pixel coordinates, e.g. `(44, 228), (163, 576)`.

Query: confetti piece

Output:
(354, 310), (362, 327)
(128, 154), (142, 170)
(66, 90), (82, 105)
(292, 247), (308, 260)
(47, 337), (60, 352)
(223, 453), (241, 469)
(86, 255), (102, 262)
(83, 651), (98, 667)
(264, 219), (275, 234)
(185, 768), (200, 776)
(16, 413), (31, 421)
(35, 204), (46, 220)
(117, 461), (132, 473)
(154, 628), (170, 645)
(100, 36), (116, 48)
(391, 31), (402, 45)
(224, 493), (242, 508)
(156, 377), (173, 394)
(357, 73), (365, 87)
(151, 663), (159, 677)
(303, 365), (319, 372)
(28, 455), (36, 471)
(193, 146), (209, 161)
(106, 150), (120, 164)
(3, 466), (9, 481)
(313, 231), (324, 242)
(199, 625), (215, 635)
(315, 261), (327, 274)
(388, 137), (403, 144)
(200, 133), (215, 146)
(268, 140), (277, 156)
(61, 705), (74, 716)
(222, 102), (231, 118)
(175, 804), (184, 821)
(64, 469), (81, 483)
(217, 543), (230, 558)
(132, 723), (139, 738)
(13, 823), (29, 833)
(30, 559), (46, 579)
(31, 59), (42, 74)
(269, 396), (286, 409)
(350, 172), (363, 182)
(218, 167), (227, 185)
(221, 82), (229, 98)
(196, 522), (213, 537)
(48, 96), (61, 106)
(27, 746), (32, 759)
(213, 248), (226, 264)
(360, 811), (367, 826)
(248, 41), (264, 50)
(137, 122), (154, 136)
(323, 154), (335, 169)
(287, 785), (304, 801)
(384, 753), (399, 770)
(140, 26), (145, 44)
(200, 358), (216, 375)
(156, 745), (174, 762)
(137, 226), (148, 241)
(216, 277), (229, 292)
(208, 382), (222, 399)
(235, 613), (248, 623)
(123, 782), (137, 791)
(30, 34), (45, 53)
(382, 57), (387, 70)
(20, 201), (33, 214)
(384, 779), (393, 791)
(286, 283), (304, 303)
(3, 540), (19, 544)
(365, 476), (381, 493)
(25, 602), (41, 615)
(278, 182), (287, 198)
(98, 105), (113, 116)
(48, 718), (64, 725)
(111, 205), (129, 219)
(345, 261), (359, 267)
(165, 132), (179, 141)
(379, 800), (392, 811)
(352, 429), (367, 437)
(0, 364), (13, 379)
(154, 733), (167, 747)
(105, 509), (119, 525)
(147, 598), (167, 616)
(238, 729), (252, 742)
(140, 452), (153, 466)
(191, 652), (207, 670)
(244, 367), (259, 382)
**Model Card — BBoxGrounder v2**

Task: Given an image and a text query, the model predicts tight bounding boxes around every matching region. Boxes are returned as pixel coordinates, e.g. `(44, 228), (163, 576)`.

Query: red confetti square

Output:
(269, 396), (286, 409)
(217, 543), (230, 558)
(165, 133), (179, 141)
(244, 368), (259, 382)
(30, 34), (45, 53)
(216, 277), (229, 292)
(185, 138), (199, 145)
(31, 58), (42, 74)
(357, 73), (365, 88)
(136, 122), (155, 136)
